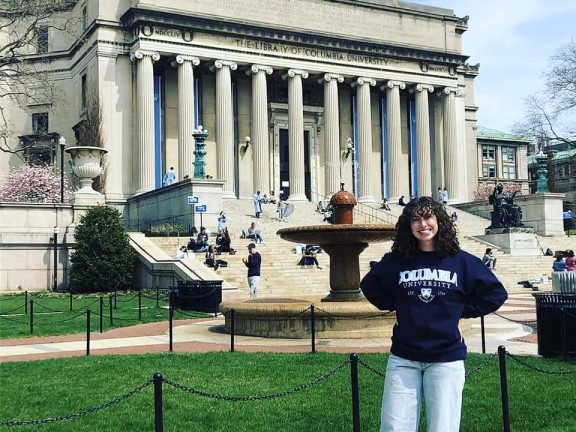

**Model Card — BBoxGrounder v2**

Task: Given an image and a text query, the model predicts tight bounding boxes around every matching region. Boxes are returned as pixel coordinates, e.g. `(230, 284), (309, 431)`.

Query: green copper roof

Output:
(476, 126), (532, 143)
(528, 148), (576, 165)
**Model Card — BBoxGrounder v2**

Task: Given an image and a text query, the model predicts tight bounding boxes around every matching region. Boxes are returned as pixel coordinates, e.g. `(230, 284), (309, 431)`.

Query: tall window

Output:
(32, 112), (49, 134)
(502, 146), (516, 179)
(81, 74), (87, 111)
(482, 145), (496, 178)
(36, 26), (48, 54)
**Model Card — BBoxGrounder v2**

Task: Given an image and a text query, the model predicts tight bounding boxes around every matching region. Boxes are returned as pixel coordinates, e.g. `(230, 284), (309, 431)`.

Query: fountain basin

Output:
(220, 295), (397, 339)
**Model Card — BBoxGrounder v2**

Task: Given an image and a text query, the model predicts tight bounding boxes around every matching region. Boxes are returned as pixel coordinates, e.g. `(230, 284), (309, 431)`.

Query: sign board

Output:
(187, 196), (199, 205)
(281, 181), (289, 187)
(195, 205), (207, 212)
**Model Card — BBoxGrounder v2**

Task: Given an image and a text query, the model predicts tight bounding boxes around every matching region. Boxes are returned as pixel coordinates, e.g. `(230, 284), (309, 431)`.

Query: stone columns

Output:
(354, 77), (376, 203)
(249, 64), (273, 194)
(212, 60), (238, 198)
(286, 68), (309, 201)
(385, 80), (406, 201)
(131, 49), (160, 194)
(322, 73), (344, 196)
(415, 83), (434, 198)
(442, 87), (459, 203)
(174, 55), (200, 180)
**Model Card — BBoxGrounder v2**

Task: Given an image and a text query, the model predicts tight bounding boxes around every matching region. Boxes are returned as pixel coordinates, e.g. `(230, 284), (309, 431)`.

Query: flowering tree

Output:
(0, 163), (70, 202)
(473, 182), (522, 203)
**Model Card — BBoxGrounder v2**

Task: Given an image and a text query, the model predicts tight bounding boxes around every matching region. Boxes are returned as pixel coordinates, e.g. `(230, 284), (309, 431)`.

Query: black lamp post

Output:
(59, 135), (66, 203)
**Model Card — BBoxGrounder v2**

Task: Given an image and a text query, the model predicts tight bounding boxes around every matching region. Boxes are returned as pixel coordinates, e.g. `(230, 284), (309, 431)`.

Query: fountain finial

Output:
(329, 185), (357, 224)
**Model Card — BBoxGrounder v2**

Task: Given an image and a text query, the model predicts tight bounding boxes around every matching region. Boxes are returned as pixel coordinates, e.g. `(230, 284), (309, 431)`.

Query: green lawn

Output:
(0, 352), (574, 431)
(0, 291), (208, 339)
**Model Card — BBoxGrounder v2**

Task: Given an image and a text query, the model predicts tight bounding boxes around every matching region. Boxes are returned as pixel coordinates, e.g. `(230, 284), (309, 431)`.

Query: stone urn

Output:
(66, 146), (108, 202)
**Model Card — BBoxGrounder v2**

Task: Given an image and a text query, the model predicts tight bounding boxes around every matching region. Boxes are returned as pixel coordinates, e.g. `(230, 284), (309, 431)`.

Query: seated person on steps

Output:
(241, 222), (264, 243)
(215, 228), (232, 254)
(298, 244), (322, 269)
(188, 226), (210, 252)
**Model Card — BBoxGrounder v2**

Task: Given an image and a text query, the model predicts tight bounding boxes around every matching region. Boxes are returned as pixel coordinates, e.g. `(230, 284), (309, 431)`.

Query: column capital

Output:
(174, 55), (200, 66)
(285, 68), (309, 79)
(415, 83), (434, 93)
(354, 77), (376, 87)
(130, 50), (160, 62)
(211, 60), (238, 72)
(321, 73), (344, 84)
(383, 80), (406, 90)
(249, 64), (274, 75)
(438, 86), (464, 97)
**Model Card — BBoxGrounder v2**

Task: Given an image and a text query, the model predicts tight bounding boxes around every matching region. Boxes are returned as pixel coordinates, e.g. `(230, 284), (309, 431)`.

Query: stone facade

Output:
(1, 0), (481, 204)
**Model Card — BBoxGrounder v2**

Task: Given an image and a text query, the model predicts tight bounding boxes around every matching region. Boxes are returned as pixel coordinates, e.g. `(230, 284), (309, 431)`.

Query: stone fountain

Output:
(218, 186), (399, 339)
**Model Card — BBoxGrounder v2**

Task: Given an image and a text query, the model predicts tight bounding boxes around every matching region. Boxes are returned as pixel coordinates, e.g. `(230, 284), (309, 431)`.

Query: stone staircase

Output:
(148, 199), (574, 299)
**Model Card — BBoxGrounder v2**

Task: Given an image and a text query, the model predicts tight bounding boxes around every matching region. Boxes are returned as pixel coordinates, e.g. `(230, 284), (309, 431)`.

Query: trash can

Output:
(551, 272), (576, 293)
(176, 280), (223, 313)
(532, 292), (576, 358)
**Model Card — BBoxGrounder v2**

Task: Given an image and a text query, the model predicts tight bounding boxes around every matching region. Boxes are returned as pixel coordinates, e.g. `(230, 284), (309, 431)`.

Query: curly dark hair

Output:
(391, 196), (459, 260)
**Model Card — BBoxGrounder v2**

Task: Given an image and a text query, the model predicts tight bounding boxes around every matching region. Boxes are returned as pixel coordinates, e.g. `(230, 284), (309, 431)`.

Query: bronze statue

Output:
(489, 183), (523, 228)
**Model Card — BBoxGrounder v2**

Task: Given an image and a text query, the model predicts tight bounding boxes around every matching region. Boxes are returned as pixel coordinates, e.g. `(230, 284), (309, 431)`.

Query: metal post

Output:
(156, 286), (160, 308)
(310, 305), (316, 353)
(29, 301), (34, 334)
(59, 135), (66, 203)
(481, 315), (486, 354)
(153, 373), (164, 432)
(169, 303), (173, 353)
(109, 294), (113, 326)
(350, 353), (361, 432)
(230, 309), (236, 353)
(86, 309), (91, 356)
(99, 297), (104, 333)
(24, 291), (28, 314)
(69, 290), (73, 311)
(53, 228), (58, 291)
(138, 290), (142, 321)
(498, 345), (511, 432)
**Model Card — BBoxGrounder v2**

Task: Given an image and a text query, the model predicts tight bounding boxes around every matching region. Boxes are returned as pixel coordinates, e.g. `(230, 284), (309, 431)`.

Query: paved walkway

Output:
(0, 292), (539, 362)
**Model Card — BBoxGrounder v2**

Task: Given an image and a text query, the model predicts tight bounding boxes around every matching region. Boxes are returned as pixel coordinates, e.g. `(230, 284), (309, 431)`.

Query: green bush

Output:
(145, 222), (188, 237)
(70, 206), (135, 293)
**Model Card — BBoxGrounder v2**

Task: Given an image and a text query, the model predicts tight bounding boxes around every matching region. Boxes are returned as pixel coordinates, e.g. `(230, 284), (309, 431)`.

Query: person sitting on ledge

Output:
(298, 244), (322, 269)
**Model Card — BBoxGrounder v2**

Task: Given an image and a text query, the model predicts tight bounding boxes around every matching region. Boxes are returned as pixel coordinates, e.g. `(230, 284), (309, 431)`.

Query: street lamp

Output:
(58, 135), (66, 203)
(53, 226), (60, 291)
(192, 126), (209, 179)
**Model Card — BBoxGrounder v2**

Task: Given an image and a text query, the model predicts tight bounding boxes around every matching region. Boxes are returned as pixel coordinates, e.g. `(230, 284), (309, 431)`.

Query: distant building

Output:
(476, 127), (531, 195)
(528, 142), (576, 207)
(1, 0), (482, 204)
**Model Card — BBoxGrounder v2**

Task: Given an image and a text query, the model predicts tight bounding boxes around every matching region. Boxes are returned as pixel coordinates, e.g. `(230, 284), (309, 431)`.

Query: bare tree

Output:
(514, 40), (576, 148)
(0, 0), (79, 155)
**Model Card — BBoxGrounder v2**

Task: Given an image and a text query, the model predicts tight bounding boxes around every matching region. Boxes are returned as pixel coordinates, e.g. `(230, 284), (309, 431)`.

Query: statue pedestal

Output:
(476, 227), (541, 256)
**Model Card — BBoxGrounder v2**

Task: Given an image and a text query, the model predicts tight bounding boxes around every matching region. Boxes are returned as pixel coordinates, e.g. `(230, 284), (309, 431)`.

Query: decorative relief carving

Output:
(415, 83), (434, 93)
(356, 77), (376, 87)
(386, 80), (406, 90)
(250, 64), (274, 75)
(174, 55), (200, 66)
(211, 60), (238, 71)
(321, 73), (344, 84)
(287, 68), (309, 79)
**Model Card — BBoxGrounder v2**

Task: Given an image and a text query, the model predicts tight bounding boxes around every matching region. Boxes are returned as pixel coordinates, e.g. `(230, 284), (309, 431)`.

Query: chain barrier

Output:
(176, 288), (219, 300)
(357, 358), (386, 378)
(0, 303), (26, 314)
(0, 314), (29, 324)
(492, 311), (538, 327)
(114, 293), (139, 303)
(0, 380), (153, 427)
(32, 311), (86, 326)
(32, 302), (66, 313)
(163, 360), (349, 402)
(465, 353), (499, 379)
(505, 351), (576, 375)
(313, 306), (395, 320)
(172, 309), (208, 318)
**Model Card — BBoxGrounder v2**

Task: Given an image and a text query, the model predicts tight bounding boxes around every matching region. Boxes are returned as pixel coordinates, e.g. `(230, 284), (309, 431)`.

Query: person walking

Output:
(360, 196), (508, 432)
(217, 211), (228, 233)
(242, 243), (262, 298)
(442, 187), (449, 204)
(162, 167), (176, 186)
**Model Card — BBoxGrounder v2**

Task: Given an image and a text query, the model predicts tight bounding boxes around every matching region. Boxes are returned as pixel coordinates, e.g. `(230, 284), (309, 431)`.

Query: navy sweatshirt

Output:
(245, 252), (261, 277)
(360, 249), (508, 362)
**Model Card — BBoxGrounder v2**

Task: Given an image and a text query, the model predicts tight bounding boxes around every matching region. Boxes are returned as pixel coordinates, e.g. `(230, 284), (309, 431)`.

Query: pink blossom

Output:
(0, 164), (71, 203)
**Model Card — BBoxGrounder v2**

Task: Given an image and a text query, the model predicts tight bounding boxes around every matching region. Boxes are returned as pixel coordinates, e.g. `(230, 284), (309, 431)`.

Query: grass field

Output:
(0, 290), (207, 339)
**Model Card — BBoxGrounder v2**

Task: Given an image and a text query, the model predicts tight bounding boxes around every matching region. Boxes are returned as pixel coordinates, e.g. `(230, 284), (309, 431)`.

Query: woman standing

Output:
(360, 196), (508, 432)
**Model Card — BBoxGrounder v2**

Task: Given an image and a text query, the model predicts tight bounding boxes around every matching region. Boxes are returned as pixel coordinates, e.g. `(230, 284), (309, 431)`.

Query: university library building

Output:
(3, 0), (498, 204)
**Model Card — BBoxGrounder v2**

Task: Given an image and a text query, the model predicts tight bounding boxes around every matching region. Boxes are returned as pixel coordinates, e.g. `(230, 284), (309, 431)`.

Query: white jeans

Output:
(248, 276), (260, 298)
(380, 354), (465, 432)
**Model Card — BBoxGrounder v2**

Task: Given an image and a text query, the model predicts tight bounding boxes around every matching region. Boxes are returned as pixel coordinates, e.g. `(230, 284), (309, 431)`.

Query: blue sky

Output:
(413, 0), (576, 133)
